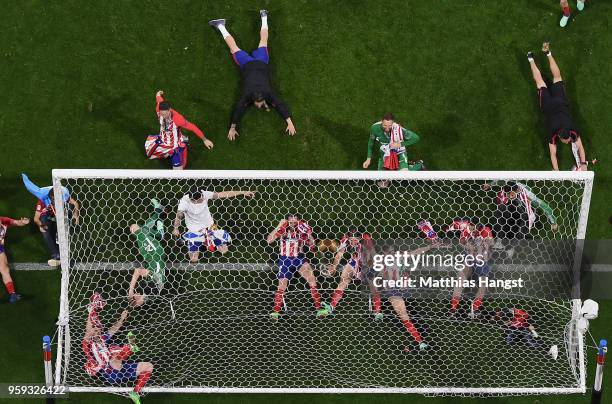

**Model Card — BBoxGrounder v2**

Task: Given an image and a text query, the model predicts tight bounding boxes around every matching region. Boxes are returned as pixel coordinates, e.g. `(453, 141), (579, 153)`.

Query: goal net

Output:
(50, 169), (593, 396)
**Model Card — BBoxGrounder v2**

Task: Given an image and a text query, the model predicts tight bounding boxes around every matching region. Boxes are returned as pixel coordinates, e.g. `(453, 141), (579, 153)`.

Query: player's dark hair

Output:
(347, 226), (362, 238)
(558, 129), (571, 140)
(285, 213), (299, 220)
(189, 189), (202, 200)
(159, 101), (171, 111)
(253, 92), (264, 102)
(503, 181), (520, 193)
(382, 112), (394, 121)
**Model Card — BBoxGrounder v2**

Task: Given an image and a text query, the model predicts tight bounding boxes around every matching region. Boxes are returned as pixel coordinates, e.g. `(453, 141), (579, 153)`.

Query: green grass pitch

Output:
(1, 1), (611, 403)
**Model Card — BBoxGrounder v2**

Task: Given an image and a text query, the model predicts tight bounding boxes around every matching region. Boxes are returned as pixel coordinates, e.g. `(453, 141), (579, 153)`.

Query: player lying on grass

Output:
(559, 0), (587, 27)
(378, 243), (439, 352)
(449, 220), (494, 318)
(266, 214), (326, 319)
(527, 43), (588, 171)
(128, 199), (166, 307)
(486, 307), (559, 360)
(209, 10), (296, 141)
(145, 91), (213, 170)
(362, 113), (422, 172)
(320, 228), (375, 316)
(82, 293), (153, 404)
(173, 189), (254, 262)
(0, 216), (29, 303)
(22, 173), (80, 266)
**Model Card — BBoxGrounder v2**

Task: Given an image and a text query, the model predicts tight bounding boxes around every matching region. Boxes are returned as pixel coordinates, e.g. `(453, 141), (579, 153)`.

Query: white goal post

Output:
(49, 169), (594, 396)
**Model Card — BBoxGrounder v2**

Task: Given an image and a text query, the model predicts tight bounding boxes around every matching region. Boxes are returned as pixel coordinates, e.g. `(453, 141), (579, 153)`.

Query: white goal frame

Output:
(50, 169), (594, 395)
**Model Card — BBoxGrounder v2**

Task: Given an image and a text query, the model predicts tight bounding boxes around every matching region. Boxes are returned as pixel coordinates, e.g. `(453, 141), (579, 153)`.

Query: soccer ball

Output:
(317, 239), (338, 253)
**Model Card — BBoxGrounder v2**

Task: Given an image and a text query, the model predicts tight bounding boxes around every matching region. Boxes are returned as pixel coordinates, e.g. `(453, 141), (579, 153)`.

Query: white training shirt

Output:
(177, 191), (216, 233)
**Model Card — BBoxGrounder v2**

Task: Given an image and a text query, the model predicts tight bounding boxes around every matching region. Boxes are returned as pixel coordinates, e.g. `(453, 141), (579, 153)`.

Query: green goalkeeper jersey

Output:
(135, 206), (166, 284)
(366, 121), (420, 158)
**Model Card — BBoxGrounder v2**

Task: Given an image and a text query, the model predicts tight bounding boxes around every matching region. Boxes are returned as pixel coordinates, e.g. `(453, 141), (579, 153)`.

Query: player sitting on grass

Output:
(362, 113), (422, 173)
(320, 228), (375, 316)
(128, 199), (166, 307)
(0, 216), (30, 303)
(209, 10), (297, 141)
(559, 0), (587, 27)
(267, 214), (326, 319)
(172, 188), (254, 263)
(145, 90), (214, 170)
(22, 173), (80, 266)
(487, 307), (559, 360)
(82, 293), (153, 404)
(527, 43), (588, 171)
(379, 243), (438, 352)
(449, 220), (494, 319)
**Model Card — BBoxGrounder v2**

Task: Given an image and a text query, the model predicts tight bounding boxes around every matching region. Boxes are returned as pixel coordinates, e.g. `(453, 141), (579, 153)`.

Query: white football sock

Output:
(218, 24), (231, 39)
(261, 16), (268, 30)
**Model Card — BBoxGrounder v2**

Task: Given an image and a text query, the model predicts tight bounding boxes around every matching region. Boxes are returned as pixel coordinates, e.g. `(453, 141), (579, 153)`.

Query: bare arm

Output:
(575, 138), (587, 170)
(548, 143), (559, 171)
(213, 190), (255, 200)
(107, 310), (129, 337)
(173, 210), (185, 236)
(69, 198), (80, 224)
(266, 219), (286, 244)
(34, 211), (43, 228)
(128, 268), (148, 297)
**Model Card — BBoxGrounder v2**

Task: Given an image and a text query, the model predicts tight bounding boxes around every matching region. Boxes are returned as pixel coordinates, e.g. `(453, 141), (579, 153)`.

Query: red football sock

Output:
(309, 285), (321, 310)
(472, 297), (483, 312)
(563, 6), (571, 16)
(450, 296), (459, 311)
(4, 281), (15, 295)
(330, 289), (344, 308)
(272, 288), (284, 313)
(372, 293), (382, 313)
(134, 371), (151, 393)
(402, 319), (423, 343)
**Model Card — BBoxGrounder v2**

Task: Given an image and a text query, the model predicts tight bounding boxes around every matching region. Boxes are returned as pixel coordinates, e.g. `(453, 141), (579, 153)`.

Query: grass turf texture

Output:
(1, 0), (611, 403)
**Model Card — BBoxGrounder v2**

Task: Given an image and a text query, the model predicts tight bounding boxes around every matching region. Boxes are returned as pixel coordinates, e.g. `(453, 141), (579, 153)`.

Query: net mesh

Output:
(53, 173), (590, 395)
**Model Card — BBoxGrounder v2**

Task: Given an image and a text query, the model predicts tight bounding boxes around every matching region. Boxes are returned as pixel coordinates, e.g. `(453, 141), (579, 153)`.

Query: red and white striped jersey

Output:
(509, 308), (530, 329)
(82, 333), (111, 376)
(338, 233), (372, 264)
(0, 217), (16, 246)
(276, 221), (312, 257)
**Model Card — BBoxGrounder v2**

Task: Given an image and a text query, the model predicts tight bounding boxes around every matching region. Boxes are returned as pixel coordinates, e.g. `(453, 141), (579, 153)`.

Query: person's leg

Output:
(0, 253), (18, 301)
(259, 10), (269, 48)
(389, 296), (424, 345)
(546, 50), (563, 83)
(328, 265), (354, 311)
(171, 146), (187, 170)
(450, 267), (469, 312)
(187, 241), (201, 263)
(576, 0), (585, 11)
(272, 278), (289, 314)
(209, 19), (241, 54)
(560, 0), (571, 27)
(298, 263), (322, 311)
(528, 53), (547, 89)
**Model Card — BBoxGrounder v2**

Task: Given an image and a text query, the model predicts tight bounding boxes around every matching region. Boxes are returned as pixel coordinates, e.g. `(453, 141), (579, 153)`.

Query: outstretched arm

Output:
(69, 197), (80, 224)
(363, 130), (376, 168)
(212, 190), (255, 199)
(548, 143), (560, 171)
(107, 310), (129, 337)
(129, 268), (149, 297)
(574, 138), (587, 171)
(172, 211), (185, 237)
(266, 219), (286, 244)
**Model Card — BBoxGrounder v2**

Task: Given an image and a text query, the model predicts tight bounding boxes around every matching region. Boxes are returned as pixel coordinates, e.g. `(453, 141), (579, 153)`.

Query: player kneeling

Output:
(267, 214), (326, 319)
(82, 293), (153, 404)
(489, 307), (558, 360)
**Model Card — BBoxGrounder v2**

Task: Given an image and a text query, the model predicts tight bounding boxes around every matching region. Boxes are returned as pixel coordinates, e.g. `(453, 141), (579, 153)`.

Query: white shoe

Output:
(47, 258), (61, 267)
(560, 15), (570, 27)
(577, 1), (585, 11)
(548, 345), (559, 360)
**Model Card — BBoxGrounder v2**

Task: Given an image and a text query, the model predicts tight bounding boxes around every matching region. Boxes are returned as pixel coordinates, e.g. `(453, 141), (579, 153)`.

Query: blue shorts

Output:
(473, 263), (492, 277)
(277, 255), (304, 280)
(232, 47), (269, 67)
(171, 146), (187, 168)
(101, 361), (138, 384)
(0, 245), (4, 254)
